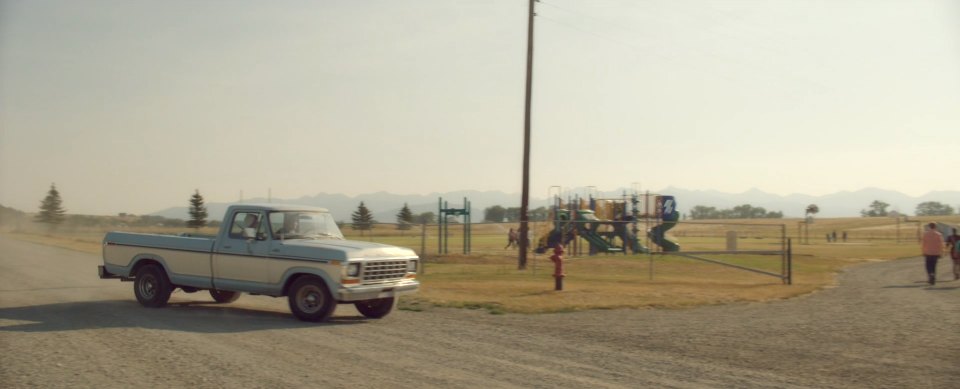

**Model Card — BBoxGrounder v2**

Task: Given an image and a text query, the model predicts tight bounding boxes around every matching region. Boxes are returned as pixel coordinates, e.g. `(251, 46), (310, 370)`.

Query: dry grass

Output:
(410, 252), (840, 314)
(5, 215), (955, 314)
(3, 225), (220, 255)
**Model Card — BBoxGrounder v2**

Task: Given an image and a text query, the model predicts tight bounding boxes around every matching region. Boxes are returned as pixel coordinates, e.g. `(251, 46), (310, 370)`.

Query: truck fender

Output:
(123, 253), (171, 278)
(279, 267), (339, 298)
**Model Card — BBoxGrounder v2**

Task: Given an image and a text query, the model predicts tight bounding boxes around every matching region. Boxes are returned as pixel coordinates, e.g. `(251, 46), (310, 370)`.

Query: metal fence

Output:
(654, 221), (792, 284)
(341, 220), (791, 283)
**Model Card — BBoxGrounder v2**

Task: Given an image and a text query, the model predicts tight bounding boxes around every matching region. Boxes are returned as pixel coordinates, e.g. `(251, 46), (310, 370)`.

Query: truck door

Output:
(212, 211), (271, 289)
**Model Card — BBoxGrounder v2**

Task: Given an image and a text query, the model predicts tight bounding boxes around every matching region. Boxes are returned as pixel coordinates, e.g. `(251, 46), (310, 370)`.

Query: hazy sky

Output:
(2, 0), (958, 215)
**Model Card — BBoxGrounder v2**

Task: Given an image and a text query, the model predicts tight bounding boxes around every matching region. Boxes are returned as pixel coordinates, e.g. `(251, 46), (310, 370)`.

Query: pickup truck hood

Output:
(275, 239), (417, 261)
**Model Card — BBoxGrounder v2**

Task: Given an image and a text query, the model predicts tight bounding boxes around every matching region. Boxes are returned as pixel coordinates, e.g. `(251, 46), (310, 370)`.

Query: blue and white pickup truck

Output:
(99, 204), (419, 322)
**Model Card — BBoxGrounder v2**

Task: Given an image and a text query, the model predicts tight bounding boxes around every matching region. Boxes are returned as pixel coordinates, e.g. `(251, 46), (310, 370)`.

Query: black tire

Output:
(287, 276), (336, 322)
(354, 297), (395, 319)
(134, 264), (172, 308)
(209, 290), (241, 303)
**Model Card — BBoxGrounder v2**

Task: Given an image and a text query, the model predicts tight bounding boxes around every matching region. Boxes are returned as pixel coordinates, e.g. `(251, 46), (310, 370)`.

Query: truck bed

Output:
(102, 232), (216, 288)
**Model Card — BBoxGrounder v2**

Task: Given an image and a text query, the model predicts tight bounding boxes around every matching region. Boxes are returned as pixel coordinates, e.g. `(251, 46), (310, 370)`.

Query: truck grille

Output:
(361, 260), (408, 284)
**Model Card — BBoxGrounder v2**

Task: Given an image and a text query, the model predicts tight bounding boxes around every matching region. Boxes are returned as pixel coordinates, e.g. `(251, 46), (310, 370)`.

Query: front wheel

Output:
(209, 290), (240, 303)
(134, 264), (172, 308)
(354, 297), (395, 319)
(287, 276), (336, 322)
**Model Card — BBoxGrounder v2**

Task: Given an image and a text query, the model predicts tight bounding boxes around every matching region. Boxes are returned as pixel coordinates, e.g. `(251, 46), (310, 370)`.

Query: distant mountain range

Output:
(150, 187), (960, 221)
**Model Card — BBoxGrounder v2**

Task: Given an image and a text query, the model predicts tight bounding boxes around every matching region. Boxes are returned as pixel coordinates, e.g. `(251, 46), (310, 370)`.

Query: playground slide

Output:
(623, 229), (651, 254)
(536, 220), (632, 254)
(647, 195), (680, 252)
(649, 221), (680, 252)
(576, 226), (623, 252)
(574, 211), (624, 253)
(535, 208), (659, 254)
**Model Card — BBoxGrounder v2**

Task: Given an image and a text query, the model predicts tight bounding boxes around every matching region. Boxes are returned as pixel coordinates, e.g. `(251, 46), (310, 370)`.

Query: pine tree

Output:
(351, 201), (375, 234)
(36, 183), (66, 225)
(187, 189), (208, 229)
(396, 203), (414, 230)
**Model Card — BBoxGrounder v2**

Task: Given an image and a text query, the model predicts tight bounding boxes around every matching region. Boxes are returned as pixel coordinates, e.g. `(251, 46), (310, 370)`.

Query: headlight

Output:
(346, 263), (360, 277)
(407, 260), (418, 273)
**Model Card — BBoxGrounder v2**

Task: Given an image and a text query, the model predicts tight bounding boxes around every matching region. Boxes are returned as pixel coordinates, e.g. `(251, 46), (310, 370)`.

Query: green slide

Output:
(648, 221), (680, 252)
(574, 211), (623, 253)
(648, 195), (680, 252)
(623, 229), (651, 254)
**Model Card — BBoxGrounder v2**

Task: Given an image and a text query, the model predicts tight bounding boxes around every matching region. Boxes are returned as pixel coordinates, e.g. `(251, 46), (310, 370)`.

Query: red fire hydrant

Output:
(550, 243), (565, 291)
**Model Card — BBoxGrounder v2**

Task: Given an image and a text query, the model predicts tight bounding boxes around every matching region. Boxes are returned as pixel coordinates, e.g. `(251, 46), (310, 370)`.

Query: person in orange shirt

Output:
(921, 222), (944, 285)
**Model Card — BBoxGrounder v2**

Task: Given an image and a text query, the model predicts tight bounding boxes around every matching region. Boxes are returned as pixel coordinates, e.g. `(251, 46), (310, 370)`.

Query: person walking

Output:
(505, 228), (519, 249)
(921, 222), (944, 285)
(946, 228), (960, 281)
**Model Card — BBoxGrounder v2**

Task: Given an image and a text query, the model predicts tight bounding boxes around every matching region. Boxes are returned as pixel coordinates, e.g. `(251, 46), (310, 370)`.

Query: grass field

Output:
(4, 214), (957, 314)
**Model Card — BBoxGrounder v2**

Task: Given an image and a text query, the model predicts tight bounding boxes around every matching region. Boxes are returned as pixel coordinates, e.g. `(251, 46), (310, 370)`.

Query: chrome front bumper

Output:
(337, 280), (419, 302)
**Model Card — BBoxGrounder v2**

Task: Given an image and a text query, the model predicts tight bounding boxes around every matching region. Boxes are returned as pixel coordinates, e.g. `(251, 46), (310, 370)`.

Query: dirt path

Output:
(1, 236), (957, 388)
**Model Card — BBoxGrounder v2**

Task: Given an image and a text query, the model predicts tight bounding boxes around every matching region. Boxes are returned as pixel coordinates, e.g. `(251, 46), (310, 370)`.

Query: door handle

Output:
(223, 245), (232, 249)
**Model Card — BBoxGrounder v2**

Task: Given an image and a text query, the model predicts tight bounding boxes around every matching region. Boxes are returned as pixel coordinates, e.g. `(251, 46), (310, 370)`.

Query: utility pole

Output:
(519, 0), (535, 270)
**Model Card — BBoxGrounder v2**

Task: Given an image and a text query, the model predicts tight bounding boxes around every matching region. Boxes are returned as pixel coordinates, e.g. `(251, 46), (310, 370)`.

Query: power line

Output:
(538, 0), (647, 45)
(537, 14), (650, 53)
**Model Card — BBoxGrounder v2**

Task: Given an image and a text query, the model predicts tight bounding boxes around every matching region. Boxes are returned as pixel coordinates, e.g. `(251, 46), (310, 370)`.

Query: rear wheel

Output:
(287, 276), (336, 322)
(134, 264), (172, 308)
(354, 297), (395, 319)
(209, 290), (241, 303)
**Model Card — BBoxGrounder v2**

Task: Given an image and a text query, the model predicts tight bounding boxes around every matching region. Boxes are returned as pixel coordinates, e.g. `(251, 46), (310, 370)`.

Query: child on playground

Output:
(947, 228), (960, 281)
(505, 228), (519, 249)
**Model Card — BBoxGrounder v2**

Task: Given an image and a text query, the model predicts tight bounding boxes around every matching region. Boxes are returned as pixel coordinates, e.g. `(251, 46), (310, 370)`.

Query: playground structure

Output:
(531, 191), (793, 284)
(534, 192), (681, 255)
(430, 190), (792, 285)
(438, 197), (471, 254)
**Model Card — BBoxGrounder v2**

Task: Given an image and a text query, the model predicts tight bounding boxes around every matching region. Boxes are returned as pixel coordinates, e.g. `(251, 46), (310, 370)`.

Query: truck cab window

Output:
(269, 211), (344, 240)
(230, 212), (263, 239)
(270, 212), (300, 238)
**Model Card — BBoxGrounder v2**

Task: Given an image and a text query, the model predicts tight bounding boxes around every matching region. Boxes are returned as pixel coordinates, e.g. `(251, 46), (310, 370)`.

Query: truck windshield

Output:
(268, 211), (344, 240)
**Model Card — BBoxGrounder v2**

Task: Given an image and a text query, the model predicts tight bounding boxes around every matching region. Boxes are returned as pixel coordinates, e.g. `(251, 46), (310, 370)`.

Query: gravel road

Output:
(1, 235), (957, 388)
